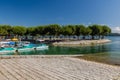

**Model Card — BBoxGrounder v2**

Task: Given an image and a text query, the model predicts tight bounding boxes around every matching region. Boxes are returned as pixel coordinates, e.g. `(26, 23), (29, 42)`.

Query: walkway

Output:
(0, 55), (119, 80)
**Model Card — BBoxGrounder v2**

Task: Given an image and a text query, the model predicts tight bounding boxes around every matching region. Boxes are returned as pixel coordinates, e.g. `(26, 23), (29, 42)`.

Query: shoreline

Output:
(1, 54), (119, 66)
(0, 55), (119, 80)
(0, 54), (119, 66)
(75, 56), (120, 67)
(52, 39), (111, 46)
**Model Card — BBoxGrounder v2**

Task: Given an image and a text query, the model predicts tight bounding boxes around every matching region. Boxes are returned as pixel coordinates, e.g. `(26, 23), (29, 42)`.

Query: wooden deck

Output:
(0, 55), (119, 80)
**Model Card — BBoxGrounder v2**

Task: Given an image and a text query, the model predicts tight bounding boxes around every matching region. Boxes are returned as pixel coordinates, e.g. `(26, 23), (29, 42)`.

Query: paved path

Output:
(0, 55), (119, 80)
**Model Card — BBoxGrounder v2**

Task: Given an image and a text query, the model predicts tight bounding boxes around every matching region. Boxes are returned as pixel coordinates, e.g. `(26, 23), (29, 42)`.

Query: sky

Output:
(0, 0), (120, 33)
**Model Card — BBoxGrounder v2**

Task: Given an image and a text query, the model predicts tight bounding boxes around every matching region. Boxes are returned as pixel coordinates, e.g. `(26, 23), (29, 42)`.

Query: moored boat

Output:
(0, 40), (49, 54)
(14, 45), (34, 52)
(0, 47), (15, 54)
(34, 44), (48, 50)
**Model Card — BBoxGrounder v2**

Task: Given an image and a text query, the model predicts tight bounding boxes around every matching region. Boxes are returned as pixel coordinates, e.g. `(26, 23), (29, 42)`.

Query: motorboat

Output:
(0, 47), (15, 54)
(0, 41), (49, 54)
(34, 44), (48, 50)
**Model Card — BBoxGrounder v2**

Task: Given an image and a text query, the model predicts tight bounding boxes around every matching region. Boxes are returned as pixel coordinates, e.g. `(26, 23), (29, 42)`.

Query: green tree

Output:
(0, 27), (8, 35)
(89, 24), (102, 39)
(0, 24), (111, 40)
(48, 24), (61, 37)
(12, 26), (26, 36)
(35, 26), (45, 35)
(0, 25), (12, 36)
(101, 25), (111, 39)
(82, 27), (92, 39)
(61, 25), (73, 39)
(75, 24), (85, 39)
(26, 27), (36, 36)
(34, 26), (47, 39)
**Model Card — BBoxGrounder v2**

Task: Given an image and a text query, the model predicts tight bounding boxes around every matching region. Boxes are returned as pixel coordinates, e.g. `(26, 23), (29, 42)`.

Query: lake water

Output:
(5, 36), (120, 65)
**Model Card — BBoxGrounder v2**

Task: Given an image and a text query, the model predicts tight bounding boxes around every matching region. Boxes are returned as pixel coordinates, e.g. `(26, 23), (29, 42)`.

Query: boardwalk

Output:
(0, 55), (119, 80)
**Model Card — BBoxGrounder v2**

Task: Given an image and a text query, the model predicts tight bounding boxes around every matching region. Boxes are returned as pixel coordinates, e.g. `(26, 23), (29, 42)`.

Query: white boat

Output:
(0, 47), (15, 54)
(35, 46), (48, 50)
(15, 43), (48, 52)
(0, 40), (49, 54)
(34, 44), (48, 50)
(14, 45), (34, 52)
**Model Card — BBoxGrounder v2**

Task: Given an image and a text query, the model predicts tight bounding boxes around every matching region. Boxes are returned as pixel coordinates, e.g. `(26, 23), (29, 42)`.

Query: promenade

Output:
(0, 55), (119, 80)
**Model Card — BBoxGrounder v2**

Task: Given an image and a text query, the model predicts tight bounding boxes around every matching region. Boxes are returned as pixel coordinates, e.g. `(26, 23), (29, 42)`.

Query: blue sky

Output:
(0, 0), (120, 32)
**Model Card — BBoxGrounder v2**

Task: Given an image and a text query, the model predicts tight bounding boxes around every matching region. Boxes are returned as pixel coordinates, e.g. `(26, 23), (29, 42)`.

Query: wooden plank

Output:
(9, 59), (59, 80)
(3, 60), (37, 80)
(0, 63), (16, 80)
(0, 55), (119, 80)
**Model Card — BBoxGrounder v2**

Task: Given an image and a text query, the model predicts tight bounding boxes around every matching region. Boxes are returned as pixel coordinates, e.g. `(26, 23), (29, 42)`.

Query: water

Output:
(2, 36), (120, 65)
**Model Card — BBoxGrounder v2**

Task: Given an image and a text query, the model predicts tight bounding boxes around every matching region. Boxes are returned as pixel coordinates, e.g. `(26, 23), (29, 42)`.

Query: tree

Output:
(48, 24), (61, 37)
(61, 25), (73, 39)
(101, 25), (111, 39)
(0, 25), (12, 36)
(0, 27), (8, 35)
(12, 26), (26, 36)
(75, 24), (85, 39)
(25, 27), (36, 36)
(88, 24), (102, 39)
(0, 24), (111, 40)
(82, 27), (92, 39)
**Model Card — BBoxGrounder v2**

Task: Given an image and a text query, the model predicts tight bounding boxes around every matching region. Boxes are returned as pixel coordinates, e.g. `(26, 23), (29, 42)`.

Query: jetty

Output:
(0, 55), (119, 80)
(52, 39), (111, 46)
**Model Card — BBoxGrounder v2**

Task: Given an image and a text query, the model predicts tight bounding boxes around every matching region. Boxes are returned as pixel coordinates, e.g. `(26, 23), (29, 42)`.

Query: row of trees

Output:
(0, 24), (111, 39)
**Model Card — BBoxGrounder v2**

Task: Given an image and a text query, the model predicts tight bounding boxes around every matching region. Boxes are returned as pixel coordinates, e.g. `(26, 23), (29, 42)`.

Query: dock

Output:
(0, 55), (119, 80)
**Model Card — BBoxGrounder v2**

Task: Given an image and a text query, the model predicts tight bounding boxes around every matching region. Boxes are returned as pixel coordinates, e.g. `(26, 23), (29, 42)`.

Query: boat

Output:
(0, 41), (15, 54)
(34, 44), (48, 50)
(0, 40), (49, 54)
(0, 47), (15, 54)
(14, 41), (34, 52)
(15, 46), (34, 52)
(15, 42), (48, 52)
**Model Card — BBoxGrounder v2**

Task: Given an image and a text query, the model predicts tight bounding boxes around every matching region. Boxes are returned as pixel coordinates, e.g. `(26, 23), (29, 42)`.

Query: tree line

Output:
(0, 24), (111, 40)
